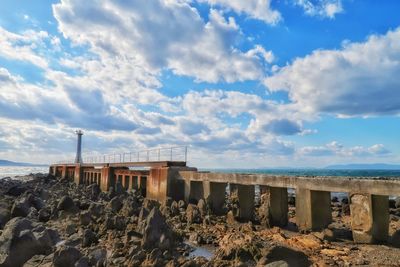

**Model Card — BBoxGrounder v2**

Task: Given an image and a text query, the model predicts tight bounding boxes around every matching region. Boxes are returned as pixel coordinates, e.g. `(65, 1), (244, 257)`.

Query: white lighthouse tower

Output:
(74, 130), (83, 163)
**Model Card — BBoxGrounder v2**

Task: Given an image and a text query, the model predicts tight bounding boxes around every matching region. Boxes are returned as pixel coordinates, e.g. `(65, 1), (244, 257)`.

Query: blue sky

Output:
(0, 0), (399, 167)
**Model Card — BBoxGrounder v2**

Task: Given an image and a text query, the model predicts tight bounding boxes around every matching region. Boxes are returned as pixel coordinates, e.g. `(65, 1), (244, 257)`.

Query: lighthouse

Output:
(74, 130), (83, 163)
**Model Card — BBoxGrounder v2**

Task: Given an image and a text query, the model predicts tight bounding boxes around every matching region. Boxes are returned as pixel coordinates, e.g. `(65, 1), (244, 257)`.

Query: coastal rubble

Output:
(0, 173), (400, 266)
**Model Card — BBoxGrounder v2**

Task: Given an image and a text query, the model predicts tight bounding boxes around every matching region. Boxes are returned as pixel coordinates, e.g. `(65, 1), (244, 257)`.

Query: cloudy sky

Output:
(0, 0), (399, 168)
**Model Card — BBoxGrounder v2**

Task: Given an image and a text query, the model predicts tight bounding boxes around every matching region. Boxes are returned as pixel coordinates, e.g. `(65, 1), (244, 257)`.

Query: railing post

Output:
(170, 147), (173, 161)
(185, 146), (187, 162)
(129, 152), (132, 162)
(158, 148), (160, 161)
(147, 150), (149, 161)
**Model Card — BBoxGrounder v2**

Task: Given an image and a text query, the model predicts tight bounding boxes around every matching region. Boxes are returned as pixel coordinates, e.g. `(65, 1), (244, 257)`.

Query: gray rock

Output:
(0, 218), (42, 267)
(82, 229), (97, 247)
(6, 184), (28, 197)
(170, 201), (179, 216)
(57, 196), (77, 213)
(11, 197), (32, 218)
(88, 203), (103, 219)
(53, 246), (82, 267)
(79, 211), (91, 226)
(197, 199), (207, 217)
(88, 248), (107, 266)
(186, 204), (201, 224)
(142, 207), (174, 250)
(74, 256), (89, 267)
(0, 207), (10, 229)
(38, 208), (51, 222)
(108, 196), (123, 213)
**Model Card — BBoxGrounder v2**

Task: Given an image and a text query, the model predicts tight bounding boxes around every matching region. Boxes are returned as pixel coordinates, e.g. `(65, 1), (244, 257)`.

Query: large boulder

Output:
(216, 231), (261, 262)
(0, 218), (42, 267)
(82, 229), (98, 247)
(11, 197), (32, 218)
(52, 246), (82, 267)
(0, 208), (10, 229)
(57, 196), (77, 213)
(141, 208), (174, 250)
(186, 204), (201, 224)
(6, 184), (28, 197)
(108, 196), (123, 213)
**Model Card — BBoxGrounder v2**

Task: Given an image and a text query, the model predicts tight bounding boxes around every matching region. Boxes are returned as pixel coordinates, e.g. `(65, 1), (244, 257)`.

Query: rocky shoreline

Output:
(0, 174), (400, 266)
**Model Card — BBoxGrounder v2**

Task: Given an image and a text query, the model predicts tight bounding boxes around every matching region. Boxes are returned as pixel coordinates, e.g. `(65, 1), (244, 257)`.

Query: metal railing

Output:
(57, 146), (187, 164)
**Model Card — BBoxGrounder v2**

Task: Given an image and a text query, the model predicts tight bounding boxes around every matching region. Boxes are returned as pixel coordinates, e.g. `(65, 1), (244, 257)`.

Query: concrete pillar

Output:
(74, 165), (82, 185)
(61, 165), (67, 180)
(184, 179), (191, 203)
(100, 167), (114, 192)
(237, 184), (255, 221)
(350, 193), (389, 243)
(189, 181), (204, 204)
(260, 186), (288, 227)
(296, 188), (332, 231)
(204, 181), (226, 215)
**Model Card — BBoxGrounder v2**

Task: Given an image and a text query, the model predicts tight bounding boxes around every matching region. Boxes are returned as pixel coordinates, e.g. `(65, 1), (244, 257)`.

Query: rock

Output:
(53, 246), (82, 267)
(23, 254), (53, 267)
(114, 215), (126, 231)
(261, 260), (289, 267)
(137, 207), (150, 233)
(170, 201), (179, 216)
(88, 248), (107, 266)
(226, 210), (236, 224)
(288, 196), (296, 206)
(11, 197), (32, 218)
(88, 184), (101, 200)
(82, 229), (98, 247)
(178, 200), (186, 210)
(216, 232), (260, 262)
(391, 230), (400, 247)
(88, 203), (103, 219)
(79, 211), (91, 226)
(142, 208), (174, 250)
(108, 196), (123, 213)
(197, 199), (207, 217)
(0, 218), (43, 267)
(262, 246), (310, 267)
(0, 208), (10, 229)
(331, 196), (339, 203)
(38, 208), (51, 222)
(395, 197), (400, 209)
(33, 228), (60, 254)
(57, 196), (77, 213)
(74, 256), (89, 267)
(258, 193), (271, 227)
(65, 224), (77, 236)
(115, 182), (125, 195)
(6, 184), (28, 197)
(186, 204), (201, 224)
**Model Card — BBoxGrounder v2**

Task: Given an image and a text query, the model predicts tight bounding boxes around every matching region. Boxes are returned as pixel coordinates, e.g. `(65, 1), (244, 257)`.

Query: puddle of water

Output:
(184, 241), (215, 260)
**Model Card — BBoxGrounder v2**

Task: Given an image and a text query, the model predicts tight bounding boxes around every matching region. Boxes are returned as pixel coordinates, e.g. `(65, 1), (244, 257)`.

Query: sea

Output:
(0, 166), (49, 180)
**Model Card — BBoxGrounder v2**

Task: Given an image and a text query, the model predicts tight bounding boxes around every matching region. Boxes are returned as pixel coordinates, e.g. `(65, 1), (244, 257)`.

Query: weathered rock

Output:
(57, 196), (77, 213)
(82, 229), (98, 247)
(170, 201), (179, 216)
(88, 184), (101, 200)
(0, 208), (10, 229)
(11, 197), (32, 218)
(74, 256), (89, 267)
(79, 211), (91, 226)
(6, 184), (28, 197)
(258, 193), (271, 227)
(178, 200), (186, 210)
(142, 208), (174, 250)
(108, 196), (123, 213)
(65, 223), (77, 236)
(261, 246), (310, 267)
(186, 204), (201, 224)
(33, 228), (60, 255)
(0, 218), (42, 267)
(38, 208), (51, 222)
(216, 232), (260, 262)
(53, 246), (82, 267)
(88, 248), (107, 266)
(88, 203), (103, 219)
(137, 207), (150, 233)
(226, 210), (236, 224)
(197, 199), (207, 217)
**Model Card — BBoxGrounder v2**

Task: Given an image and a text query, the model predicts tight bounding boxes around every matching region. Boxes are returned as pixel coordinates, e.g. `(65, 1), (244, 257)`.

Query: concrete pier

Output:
(296, 188), (332, 231)
(350, 193), (389, 243)
(204, 181), (226, 215)
(49, 162), (400, 244)
(236, 184), (255, 221)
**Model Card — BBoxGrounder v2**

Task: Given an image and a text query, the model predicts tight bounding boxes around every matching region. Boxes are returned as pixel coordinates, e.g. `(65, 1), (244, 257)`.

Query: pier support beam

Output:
(296, 188), (332, 231)
(204, 181), (226, 215)
(237, 184), (255, 221)
(260, 186), (288, 227)
(350, 193), (389, 243)
(100, 167), (114, 192)
(61, 166), (67, 180)
(74, 165), (83, 185)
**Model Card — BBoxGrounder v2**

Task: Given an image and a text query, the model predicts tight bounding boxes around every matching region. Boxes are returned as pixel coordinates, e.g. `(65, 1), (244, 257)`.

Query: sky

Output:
(0, 0), (399, 168)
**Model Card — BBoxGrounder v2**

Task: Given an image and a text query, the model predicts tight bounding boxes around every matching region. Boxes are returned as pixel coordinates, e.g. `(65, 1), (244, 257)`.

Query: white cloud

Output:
(265, 27), (400, 117)
(300, 141), (391, 157)
(53, 0), (272, 83)
(197, 0), (282, 25)
(295, 0), (343, 19)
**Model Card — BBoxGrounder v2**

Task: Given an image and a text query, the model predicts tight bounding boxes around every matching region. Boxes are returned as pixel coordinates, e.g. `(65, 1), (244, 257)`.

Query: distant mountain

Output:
(0, 159), (47, 167)
(324, 163), (400, 170)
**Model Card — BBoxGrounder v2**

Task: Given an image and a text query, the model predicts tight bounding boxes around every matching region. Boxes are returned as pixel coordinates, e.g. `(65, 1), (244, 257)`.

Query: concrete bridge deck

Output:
(49, 162), (400, 245)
